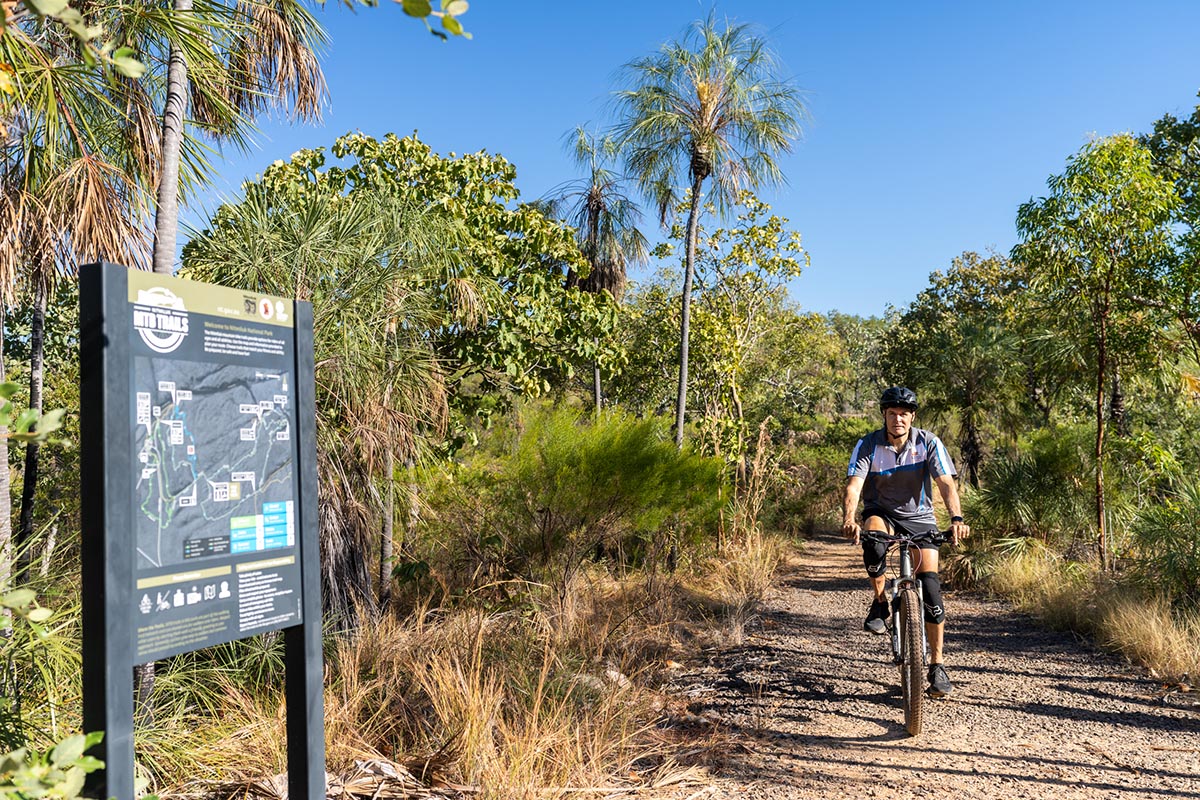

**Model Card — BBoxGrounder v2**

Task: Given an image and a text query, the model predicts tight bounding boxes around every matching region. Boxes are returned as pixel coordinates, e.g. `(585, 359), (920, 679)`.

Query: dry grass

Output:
(157, 560), (764, 799)
(985, 547), (1200, 683)
(1097, 593), (1200, 682)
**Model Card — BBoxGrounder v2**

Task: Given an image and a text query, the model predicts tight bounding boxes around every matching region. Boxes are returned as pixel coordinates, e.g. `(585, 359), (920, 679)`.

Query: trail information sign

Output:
(81, 263), (324, 799)
(127, 267), (303, 660)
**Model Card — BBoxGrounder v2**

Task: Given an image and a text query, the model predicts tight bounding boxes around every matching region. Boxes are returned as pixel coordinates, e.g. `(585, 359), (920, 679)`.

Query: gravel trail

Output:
(670, 532), (1200, 799)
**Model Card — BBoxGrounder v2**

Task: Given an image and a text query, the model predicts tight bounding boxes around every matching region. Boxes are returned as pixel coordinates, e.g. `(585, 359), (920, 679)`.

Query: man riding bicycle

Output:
(842, 386), (970, 697)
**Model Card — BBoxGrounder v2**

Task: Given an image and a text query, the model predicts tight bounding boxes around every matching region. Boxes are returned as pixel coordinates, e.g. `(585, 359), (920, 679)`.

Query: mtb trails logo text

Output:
(133, 287), (190, 354)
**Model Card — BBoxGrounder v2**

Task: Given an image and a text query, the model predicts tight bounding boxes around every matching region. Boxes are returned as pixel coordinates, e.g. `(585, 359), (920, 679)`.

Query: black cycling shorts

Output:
(860, 508), (939, 577)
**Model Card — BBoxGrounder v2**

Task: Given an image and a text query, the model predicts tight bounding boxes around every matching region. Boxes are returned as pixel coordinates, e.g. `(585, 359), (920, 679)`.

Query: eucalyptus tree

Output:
(1014, 135), (1179, 569)
(545, 126), (648, 409)
(1141, 99), (1200, 367)
(612, 13), (805, 446)
(878, 252), (1025, 487)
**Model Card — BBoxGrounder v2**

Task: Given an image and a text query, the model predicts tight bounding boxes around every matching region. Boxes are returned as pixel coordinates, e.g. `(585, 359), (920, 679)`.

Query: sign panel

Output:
(125, 269), (303, 662)
(83, 262), (325, 799)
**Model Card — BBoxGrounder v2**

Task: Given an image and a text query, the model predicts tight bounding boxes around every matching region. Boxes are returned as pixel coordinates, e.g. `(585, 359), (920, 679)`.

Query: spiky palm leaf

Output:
(546, 126), (648, 302)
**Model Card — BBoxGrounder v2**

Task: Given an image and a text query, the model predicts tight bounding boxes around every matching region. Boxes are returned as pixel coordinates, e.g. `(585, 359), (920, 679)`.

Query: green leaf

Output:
(113, 55), (146, 79)
(27, 0), (70, 16)
(12, 408), (37, 433)
(441, 14), (462, 35)
(59, 767), (86, 795)
(26, 608), (53, 623)
(400, 0), (431, 17)
(49, 735), (86, 768)
(2, 589), (35, 609)
(0, 382), (19, 401)
(37, 409), (66, 435)
(443, 0), (467, 14)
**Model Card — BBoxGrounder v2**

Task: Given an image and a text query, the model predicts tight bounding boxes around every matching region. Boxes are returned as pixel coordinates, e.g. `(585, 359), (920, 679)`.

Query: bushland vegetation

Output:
(2, 5), (1200, 798)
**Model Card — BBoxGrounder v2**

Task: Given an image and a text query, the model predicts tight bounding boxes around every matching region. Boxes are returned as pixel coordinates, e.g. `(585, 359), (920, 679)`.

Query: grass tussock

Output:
(1097, 593), (1200, 682)
(166, 542), (786, 799)
(984, 544), (1200, 683)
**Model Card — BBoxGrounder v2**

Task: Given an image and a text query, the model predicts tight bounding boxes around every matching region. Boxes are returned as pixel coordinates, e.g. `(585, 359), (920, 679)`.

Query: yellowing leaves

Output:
(1182, 372), (1200, 399)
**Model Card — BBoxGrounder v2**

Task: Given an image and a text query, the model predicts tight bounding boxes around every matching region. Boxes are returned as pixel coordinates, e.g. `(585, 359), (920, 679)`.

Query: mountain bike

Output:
(859, 528), (949, 736)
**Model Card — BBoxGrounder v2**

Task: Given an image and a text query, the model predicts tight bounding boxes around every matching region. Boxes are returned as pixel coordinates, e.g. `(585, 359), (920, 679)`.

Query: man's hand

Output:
(950, 519), (970, 546)
(843, 475), (865, 545)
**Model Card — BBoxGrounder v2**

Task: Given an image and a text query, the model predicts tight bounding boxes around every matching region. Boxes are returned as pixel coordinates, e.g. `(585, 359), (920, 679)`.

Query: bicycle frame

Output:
(859, 528), (949, 736)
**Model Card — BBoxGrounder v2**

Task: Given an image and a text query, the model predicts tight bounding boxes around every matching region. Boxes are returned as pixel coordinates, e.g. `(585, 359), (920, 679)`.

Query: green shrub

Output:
(1129, 476), (1200, 609)
(768, 415), (875, 534)
(407, 406), (724, 600)
(974, 424), (1094, 542)
(0, 732), (104, 799)
(504, 407), (723, 566)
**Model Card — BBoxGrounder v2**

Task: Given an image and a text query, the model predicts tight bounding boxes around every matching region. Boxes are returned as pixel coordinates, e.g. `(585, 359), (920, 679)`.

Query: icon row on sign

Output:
(138, 581), (232, 614)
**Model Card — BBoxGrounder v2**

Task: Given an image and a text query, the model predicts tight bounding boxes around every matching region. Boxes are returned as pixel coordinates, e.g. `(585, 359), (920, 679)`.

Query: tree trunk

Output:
(39, 469), (58, 577)
(15, 275), (46, 585)
(151, 0), (194, 275)
(1095, 307), (1109, 572)
(592, 358), (602, 415)
(404, 456), (418, 554)
(1109, 364), (1129, 438)
(379, 449), (394, 611)
(137, 0), (193, 715)
(673, 177), (705, 449)
(960, 407), (982, 489)
(0, 304), (10, 631)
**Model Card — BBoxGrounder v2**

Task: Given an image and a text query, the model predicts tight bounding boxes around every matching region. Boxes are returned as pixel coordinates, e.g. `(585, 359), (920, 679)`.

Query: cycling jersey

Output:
(847, 427), (956, 527)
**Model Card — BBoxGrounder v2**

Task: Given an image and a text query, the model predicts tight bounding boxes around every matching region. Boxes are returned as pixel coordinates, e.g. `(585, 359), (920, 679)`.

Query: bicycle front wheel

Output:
(898, 587), (924, 736)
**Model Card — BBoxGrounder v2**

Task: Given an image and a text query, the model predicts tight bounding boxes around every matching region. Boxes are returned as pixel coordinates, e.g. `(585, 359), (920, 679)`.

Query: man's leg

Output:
(914, 547), (952, 696)
(861, 515), (890, 633)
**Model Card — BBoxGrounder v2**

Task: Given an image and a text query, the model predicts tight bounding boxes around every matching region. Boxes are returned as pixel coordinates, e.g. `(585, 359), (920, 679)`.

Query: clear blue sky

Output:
(189, 0), (1200, 319)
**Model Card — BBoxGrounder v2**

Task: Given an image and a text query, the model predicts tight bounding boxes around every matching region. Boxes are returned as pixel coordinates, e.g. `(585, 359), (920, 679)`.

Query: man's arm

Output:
(934, 472), (971, 545)
(842, 475), (865, 543)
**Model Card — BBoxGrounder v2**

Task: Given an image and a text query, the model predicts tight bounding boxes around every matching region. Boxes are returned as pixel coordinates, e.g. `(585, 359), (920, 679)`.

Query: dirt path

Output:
(669, 532), (1200, 799)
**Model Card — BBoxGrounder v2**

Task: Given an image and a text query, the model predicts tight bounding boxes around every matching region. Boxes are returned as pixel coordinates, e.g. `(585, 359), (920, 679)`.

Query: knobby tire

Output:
(899, 588), (924, 736)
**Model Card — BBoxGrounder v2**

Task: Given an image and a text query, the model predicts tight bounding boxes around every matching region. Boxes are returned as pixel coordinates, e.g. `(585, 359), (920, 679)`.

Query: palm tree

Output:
(183, 179), (465, 625)
(613, 13), (805, 446)
(144, 0), (329, 274)
(1, 20), (153, 586)
(545, 126), (648, 409)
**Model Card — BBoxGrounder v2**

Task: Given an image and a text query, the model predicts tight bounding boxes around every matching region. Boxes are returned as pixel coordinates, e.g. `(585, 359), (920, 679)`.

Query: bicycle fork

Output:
(885, 555), (929, 665)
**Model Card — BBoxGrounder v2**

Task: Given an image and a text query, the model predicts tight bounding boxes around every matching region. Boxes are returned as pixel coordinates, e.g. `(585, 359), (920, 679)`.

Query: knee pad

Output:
(862, 539), (888, 577)
(917, 571), (945, 624)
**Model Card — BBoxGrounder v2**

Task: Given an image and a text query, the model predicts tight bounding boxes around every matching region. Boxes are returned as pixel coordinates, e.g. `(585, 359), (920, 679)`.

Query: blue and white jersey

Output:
(846, 427), (956, 525)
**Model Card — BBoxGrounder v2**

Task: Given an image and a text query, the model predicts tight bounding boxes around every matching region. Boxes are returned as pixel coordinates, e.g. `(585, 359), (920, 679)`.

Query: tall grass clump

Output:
(1097, 593), (1200, 681)
(710, 421), (784, 631)
(986, 537), (1094, 631)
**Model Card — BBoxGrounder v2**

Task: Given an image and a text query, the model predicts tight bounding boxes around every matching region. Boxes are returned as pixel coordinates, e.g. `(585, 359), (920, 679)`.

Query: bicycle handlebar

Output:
(858, 529), (951, 547)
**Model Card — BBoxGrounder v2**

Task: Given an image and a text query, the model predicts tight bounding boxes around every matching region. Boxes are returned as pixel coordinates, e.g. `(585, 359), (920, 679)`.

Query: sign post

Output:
(81, 262), (324, 798)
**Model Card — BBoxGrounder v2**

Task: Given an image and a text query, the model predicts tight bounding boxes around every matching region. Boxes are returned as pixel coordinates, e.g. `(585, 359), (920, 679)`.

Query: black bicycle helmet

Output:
(880, 386), (918, 412)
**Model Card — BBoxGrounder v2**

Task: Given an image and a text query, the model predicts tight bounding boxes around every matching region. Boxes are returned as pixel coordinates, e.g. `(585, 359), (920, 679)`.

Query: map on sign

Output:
(133, 357), (296, 571)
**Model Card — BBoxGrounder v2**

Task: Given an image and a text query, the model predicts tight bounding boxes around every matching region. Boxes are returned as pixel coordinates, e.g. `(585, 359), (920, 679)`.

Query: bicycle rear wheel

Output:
(898, 587), (924, 736)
